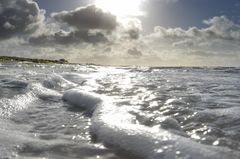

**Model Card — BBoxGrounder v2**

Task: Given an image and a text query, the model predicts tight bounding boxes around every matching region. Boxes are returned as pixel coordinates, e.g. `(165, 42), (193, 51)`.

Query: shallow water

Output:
(0, 63), (240, 159)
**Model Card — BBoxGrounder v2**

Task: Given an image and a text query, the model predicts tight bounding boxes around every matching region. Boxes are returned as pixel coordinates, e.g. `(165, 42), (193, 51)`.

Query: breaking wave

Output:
(63, 89), (240, 159)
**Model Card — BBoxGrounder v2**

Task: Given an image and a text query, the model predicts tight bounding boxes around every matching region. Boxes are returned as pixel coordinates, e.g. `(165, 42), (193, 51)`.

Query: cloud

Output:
(52, 5), (117, 31)
(127, 47), (143, 57)
(0, 0), (238, 67)
(132, 16), (240, 66)
(203, 16), (240, 40)
(24, 13), (240, 66)
(149, 16), (240, 41)
(0, 0), (45, 39)
(29, 5), (118, 46)
(145, 16), (240, 62)
(121, 18), (142, 40)
(172, 39), (194, 47)
(29, 6), (143, 46)
(29, 30), (108, 45)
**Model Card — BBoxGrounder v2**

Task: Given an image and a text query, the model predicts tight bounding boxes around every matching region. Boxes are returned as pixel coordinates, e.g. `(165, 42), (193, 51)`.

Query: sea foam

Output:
(0, 83), (61, 117)
(62, 89), (240, 159)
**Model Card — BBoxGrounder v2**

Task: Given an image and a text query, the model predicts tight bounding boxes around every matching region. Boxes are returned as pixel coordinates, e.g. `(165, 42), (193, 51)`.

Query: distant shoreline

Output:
(0, 56), (68, 64)
(0, 56), (238, 68)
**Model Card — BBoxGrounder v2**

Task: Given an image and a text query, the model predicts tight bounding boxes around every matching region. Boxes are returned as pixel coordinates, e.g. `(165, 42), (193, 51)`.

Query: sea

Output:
(0, 62), (240, 159)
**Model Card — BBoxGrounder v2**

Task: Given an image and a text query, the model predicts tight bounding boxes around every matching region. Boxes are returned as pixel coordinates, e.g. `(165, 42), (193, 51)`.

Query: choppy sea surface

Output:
(0, 63), (240, 159)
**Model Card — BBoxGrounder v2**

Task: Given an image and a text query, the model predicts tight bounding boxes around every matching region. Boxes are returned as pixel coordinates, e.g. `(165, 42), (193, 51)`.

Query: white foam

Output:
(62, 89), (102, 111)
(63, 89), (240, 159)
(0, 83), (61, 117)
(61, 73), (87, 85)
(43, 74), (77, 89)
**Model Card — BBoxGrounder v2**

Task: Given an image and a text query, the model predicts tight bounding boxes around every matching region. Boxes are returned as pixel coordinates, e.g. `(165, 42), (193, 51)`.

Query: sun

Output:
(94, 0), (144, 17)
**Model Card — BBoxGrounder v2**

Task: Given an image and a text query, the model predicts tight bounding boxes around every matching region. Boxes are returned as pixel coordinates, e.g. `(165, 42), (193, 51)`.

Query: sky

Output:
(0, 0), (240, 66)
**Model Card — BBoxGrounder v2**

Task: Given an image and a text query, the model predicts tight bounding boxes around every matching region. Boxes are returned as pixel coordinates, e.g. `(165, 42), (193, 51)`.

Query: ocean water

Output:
(0, 63), (240, 159)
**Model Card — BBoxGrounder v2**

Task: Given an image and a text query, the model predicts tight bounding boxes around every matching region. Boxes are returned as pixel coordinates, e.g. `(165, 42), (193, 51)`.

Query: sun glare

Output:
(94, 0), (144, 17)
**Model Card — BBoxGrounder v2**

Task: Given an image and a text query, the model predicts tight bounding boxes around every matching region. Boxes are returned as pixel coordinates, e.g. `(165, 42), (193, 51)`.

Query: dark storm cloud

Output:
(29, 5), (117, 46)
(52, 5), (117, 31)
(29, 30), (108, 45)
(0, 0), (45, 39)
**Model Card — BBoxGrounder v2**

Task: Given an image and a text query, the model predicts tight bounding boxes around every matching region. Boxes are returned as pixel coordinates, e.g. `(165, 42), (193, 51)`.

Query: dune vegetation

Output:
(0, 56), (68, 64)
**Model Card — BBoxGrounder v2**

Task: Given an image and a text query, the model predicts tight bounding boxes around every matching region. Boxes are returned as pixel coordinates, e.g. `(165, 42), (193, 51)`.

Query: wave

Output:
(0, 82), (61, 118)
(0, 73), (89, 118)
(43, 74), (77, 90)
(62, 89), (240, 159)
(0, 79), (29, 88)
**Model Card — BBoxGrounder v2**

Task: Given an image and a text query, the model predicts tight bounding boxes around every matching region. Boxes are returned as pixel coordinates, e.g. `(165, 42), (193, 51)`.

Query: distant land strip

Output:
(0, 56), (68, 64)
